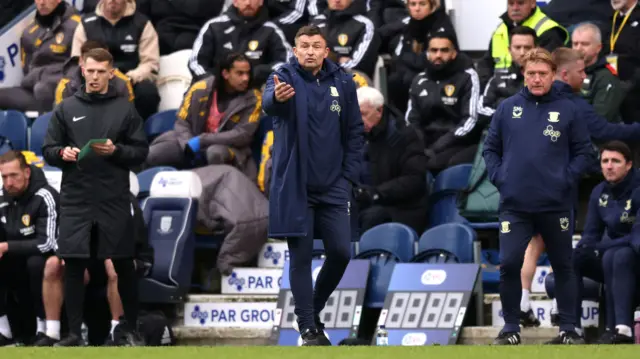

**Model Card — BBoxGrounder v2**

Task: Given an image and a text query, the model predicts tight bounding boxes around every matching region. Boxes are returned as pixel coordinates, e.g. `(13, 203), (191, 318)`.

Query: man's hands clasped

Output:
(61, 147), (81, 162)
(274, 75), (295, 103)
(91, 139), (116, 156)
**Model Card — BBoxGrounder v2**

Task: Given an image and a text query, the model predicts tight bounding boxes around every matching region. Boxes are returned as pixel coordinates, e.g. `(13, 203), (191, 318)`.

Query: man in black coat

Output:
(354, 86), (429, 234)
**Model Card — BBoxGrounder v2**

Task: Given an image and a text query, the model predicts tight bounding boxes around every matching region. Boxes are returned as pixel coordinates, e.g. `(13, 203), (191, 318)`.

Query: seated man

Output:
(573, 141), (640, 344)
(310, 0), (380, 78)
(354, 86), (428, 234)
(55, 40), (134, 105)
(307, 0), (384, 27)
(405, 30), (481, 173)
(147, 53), (261, 180)
(189, 0), (291, 86)
(478, 26), (536, 118)
(71, 0), (160, 120)
(0, 0), (80, 112)
(0, 151), (59, 345)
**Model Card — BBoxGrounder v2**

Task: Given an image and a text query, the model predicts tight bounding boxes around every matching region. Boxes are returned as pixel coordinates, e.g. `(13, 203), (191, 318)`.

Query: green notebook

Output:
(77, 138), (108, 163)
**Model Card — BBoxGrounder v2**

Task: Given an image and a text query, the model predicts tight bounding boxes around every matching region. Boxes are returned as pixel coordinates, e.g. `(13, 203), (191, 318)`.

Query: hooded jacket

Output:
(582, 57), (626, 123)
(478, 63), (523, 118)
(0, 165), (59, 255)
(577, 168), (640, 253)
(307, 0), (384, 27)
(42, 86), (148, 206)
(405, 52), (481, 153)
(188, 6), (291, 85)
(483, 86), (593, 212)
(310, 0), (380, 77)
(71, 0), (160, 81)
(20, 1), (81, 91)
(54, 56), (135, 105)
(262, 57), (363, 238)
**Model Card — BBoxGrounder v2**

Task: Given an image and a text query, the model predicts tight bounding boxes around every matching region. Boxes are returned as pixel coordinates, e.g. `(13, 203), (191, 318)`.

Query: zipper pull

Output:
(317, 79), (320, 86)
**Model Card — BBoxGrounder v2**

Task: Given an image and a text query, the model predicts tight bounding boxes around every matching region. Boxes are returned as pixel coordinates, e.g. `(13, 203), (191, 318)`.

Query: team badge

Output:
(22, 214), (30, 226)
(559, 217), (570, 231)
(444, 84), (455, 97)
(512, 106), (522, 118)
(55, 32), (64, 44)
(547, 111), (560, 123)
(500, 221), (511, 233)
(248, 40), (259, 51)
(337, 34), (348, 46)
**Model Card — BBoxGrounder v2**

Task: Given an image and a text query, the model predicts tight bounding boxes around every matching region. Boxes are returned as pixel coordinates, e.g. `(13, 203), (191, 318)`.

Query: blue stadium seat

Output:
(139, 171), (201, 303)
(545, 273), (600, 301)
(412, 223), (476, 263)
(0, 110), (28, 151)
(428, 164), (473, 228)
(481, 249), (500, 293)
(144, 109), (177, 141)
(136, 166), (177, 200)
(355, 223), (418, 308)
(29, 112), (52, 156)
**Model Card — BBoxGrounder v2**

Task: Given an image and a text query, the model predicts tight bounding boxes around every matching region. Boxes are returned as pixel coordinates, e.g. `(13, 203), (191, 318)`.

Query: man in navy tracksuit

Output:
(262, 25), (363, 346)
(573, 141), (640, 344)
(484, 48), (592, 345)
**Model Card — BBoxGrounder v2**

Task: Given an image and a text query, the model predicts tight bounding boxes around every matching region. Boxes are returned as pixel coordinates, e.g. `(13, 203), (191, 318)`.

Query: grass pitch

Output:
(1, 345), (639, 359)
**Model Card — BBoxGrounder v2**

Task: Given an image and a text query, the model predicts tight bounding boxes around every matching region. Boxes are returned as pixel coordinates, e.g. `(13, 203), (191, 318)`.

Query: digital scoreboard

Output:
(273, 259), (370, 346)
(376, 264), (480, 346)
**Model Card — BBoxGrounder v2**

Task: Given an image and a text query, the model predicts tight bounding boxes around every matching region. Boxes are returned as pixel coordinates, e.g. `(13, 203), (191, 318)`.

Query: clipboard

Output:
(77, 138), (108, 165)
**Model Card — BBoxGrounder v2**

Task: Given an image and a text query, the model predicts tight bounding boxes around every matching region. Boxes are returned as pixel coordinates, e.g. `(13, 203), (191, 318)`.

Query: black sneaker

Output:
(300, 328), (330, 346)
(545, 331), (585, 345)
(314, 315), (331, 346)
(54, 334), (84, 347)
(520, 310), (541, 327)
(597, 329), (634, 344)
(550, 313), (559, 327)
(32, 333), (59, 347)
(492, 332), (521, 345)
(111, 322), (146, 347)
(0, 334), (16, 347)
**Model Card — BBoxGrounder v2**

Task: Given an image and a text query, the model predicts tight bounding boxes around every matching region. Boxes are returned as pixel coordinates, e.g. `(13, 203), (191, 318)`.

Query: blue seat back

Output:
(414, 223), (476, 263)
(0, 110), (28, 151)
(29, 112), (52, 156)
(137, 166), (177, 199)
(144, 110), (177, 140)
(428, 194), (467, 228)
(432, 164), (472, 194)
(142, 197), (197, 289)
(353, 252), (398, 308)
(358, 223), (417, 262)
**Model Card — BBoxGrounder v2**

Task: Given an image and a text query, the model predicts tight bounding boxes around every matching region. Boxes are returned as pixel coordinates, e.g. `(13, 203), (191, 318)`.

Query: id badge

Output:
(606, 54), (619, 73)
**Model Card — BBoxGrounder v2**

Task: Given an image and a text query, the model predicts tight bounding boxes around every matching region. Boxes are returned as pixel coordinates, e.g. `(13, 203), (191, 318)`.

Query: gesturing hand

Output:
(61, 146), (81, 162)
(274, 75), (295, 103)
(91, 139), (116, 156)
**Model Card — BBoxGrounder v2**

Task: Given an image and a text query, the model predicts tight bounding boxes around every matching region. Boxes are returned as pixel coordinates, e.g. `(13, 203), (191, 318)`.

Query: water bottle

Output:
(81, 322), (89, 346)
(634, 307), (640, 344)
(376, 325), (388, 346)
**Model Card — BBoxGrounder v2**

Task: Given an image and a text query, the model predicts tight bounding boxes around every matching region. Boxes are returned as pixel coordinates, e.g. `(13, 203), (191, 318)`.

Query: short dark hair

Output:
(216, 52), (251, 90)
(295, 25), (326, 45)
(0, 151), (28, 169)
(83, 48), (113, 65)
(510, 26), (538, 46)
(80, 40), (108, 57)
(552, 48), (584, 70)
(600, 141), (633, 162)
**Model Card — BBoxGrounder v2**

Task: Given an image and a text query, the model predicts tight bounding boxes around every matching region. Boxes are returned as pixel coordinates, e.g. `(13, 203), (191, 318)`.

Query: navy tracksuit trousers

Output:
(287, 179), (352, 332)
(499, 210), (577, 333)
(574, 246), (638, 329)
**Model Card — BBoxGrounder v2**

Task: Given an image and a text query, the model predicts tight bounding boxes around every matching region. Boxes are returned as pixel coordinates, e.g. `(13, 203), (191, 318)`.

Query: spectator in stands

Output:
(42, 48), (148, 347)
(0, 151), (59, 346)
(484, 48), (591, 345)
(572, 22), (625, 123)
(573, 140), (639, 344)
(263, 0), (308, 44)
(189, 0), (291, 87)
(355, 86), (428, 234)
(310, 0), (380, 78)
(147, 53), (261, 178)
(543, 0), (612, 31)
(71, 0), (160, 120)
(262, 25), (363, 346)
(0, 0), (80, 113)
(134, 0), (224, 55)
(55, 41), (134, 105)
(381, 0), (456, 112)
(476, 0), (568, 87)
(604, 0), (640, 124)
(405, 31), (480, 173)
(478, 26), (536, 119)
(308, 0), (383, 27)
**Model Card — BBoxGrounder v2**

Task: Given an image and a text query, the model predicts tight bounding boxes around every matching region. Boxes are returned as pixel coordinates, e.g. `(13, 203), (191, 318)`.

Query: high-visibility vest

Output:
(491, 7), (568, 70)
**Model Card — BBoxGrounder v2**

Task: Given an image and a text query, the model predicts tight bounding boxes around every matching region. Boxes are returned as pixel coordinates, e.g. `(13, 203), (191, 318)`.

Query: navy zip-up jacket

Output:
(262, 57), (364, 238)
(553, 81), (640, 143)
(483, 86), (593, 212)
(577, 169), (640, 253)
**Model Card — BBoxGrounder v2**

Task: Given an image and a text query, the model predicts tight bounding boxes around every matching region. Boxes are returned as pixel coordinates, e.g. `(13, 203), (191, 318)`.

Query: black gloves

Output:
(353, 185), (380, 207)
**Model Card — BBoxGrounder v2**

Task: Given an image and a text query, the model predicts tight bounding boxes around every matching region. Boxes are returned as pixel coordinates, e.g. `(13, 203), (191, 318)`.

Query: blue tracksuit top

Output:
(483, 86), (593, 212)
(578, 169), (640, 253)
(553, 81), (640, 143)
(262, 57), (364, 238)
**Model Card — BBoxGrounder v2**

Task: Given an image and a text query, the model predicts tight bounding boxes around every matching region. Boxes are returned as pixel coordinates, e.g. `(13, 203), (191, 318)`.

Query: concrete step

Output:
(171, 326), (560, 346)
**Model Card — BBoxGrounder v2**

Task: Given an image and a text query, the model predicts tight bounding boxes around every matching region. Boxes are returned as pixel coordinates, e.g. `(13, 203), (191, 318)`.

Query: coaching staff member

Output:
(262, 25), (363, 346)
(42, 48), (148, 347)
(483, 48), (592, 345)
